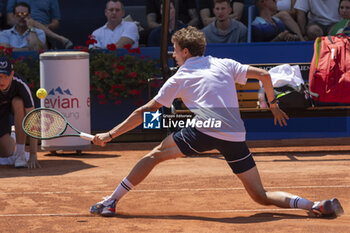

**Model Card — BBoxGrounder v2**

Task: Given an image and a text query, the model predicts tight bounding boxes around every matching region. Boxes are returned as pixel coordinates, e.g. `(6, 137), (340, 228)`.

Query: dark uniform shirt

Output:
(0, 73), (34, 136)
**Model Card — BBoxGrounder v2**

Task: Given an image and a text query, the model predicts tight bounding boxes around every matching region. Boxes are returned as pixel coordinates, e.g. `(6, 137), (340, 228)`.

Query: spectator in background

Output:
(200, 0), (244, 27)
(202, 0), (247, 43)
(6, 0), (73, 49)
(252, 0), (299, 42)
(274, 0), (304, 41)
(141, 0), (199, 46)
(0, 0), (6, 29)
(146, 0), (199, 29)
(148, 0), (186, 47)
(329, 0), (350, 36)
(294, 0), (341, 40)
(0, 2), (46, 51)
(277, 0), (297, 19)
(89, 0), (139, 49)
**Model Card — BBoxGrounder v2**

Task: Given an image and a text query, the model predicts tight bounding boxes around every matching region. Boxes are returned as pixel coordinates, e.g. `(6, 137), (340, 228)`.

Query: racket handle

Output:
(80, 132), (95, 141)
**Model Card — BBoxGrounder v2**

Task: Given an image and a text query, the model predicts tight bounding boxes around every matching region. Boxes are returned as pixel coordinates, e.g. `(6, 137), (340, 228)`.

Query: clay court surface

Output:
(1, 139), (350, 233)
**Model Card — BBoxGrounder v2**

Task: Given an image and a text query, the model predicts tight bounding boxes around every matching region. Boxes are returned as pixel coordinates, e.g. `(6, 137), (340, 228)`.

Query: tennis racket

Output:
(22, 107), (94, 141)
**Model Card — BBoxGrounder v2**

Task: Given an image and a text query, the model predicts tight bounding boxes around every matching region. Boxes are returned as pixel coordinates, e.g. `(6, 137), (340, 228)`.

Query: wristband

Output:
(108, 132), (113, 139)
(270, 98), (279, 104)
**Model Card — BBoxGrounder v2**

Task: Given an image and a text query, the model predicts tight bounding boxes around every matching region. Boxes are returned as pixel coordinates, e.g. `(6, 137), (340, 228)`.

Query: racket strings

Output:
(23, 110), (66, 138)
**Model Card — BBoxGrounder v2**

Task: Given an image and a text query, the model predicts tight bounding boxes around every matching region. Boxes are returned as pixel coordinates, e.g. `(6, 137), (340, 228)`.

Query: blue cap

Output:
(0, 56), (13, 75)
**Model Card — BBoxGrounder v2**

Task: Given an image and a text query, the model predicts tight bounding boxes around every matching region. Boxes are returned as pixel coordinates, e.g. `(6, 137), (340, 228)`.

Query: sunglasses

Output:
(15, 12), (29, 17)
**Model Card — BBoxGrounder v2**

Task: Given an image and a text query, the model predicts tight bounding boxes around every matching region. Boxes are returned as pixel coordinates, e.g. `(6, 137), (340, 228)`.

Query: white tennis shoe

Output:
(14, 150), (28, 168)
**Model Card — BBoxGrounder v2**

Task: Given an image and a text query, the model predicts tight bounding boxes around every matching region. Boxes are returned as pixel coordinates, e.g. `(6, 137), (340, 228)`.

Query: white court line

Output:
(0, 184), (349, 195)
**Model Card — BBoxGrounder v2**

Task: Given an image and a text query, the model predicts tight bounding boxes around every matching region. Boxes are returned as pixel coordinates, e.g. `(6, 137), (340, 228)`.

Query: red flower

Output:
(114, 100), (122, 105)
(129, 89), (141, 96)
(107, 43), (117, 51)
(29, 83), (34, 88)
(133, 48), (141, 54)
(16, 56), (24, 61)
(97, 94), (105, 100)
(123, 44), (132, 49)
(86, 35), (97, 45)
(129, 72), (138, 78)
(97, 87), (103, 93)
(74, 46), (88, 52)
(99, 100), (107, 105)
(118, 65), (125, 70)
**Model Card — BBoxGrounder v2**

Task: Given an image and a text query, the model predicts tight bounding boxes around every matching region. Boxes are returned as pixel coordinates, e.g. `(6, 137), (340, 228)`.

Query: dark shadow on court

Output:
(115, 212), (316, 224)
(253, 151), (350, 162)
(43, 152), (121, 159)
(0, 159), (97, 178)
(253, 151), (350, 156)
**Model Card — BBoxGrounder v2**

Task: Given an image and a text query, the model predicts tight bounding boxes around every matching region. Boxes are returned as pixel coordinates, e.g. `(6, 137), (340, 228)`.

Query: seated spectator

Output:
(329, 0), (350, 36)
(141, 0), (199, 46)
(6, 0), (73, 49)
(200, 0), (244, 27)
(0, 2), (46, 51)
(148, 0), (186, 47)
(252, 0), (299, 42)
(0, 0), (6, 29)
(274, 0), (304, 41)
(146, 0), (199, 29)
(294, 0), (341, 40)
(89, 0), (139, 49)
(277, 0), (296, 18)
(202, 0), (247, 43)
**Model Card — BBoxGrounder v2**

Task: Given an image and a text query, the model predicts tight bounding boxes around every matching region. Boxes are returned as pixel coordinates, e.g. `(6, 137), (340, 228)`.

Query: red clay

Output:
(0, 141), (349, 233)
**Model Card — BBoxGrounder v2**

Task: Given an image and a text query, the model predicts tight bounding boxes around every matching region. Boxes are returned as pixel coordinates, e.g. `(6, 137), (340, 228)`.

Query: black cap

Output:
(0, 56), (13, 75)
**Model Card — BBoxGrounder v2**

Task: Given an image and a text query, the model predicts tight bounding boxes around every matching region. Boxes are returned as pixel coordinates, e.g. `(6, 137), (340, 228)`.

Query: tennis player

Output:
(0, 56), (40, 168)
(91, 26), (343, 217)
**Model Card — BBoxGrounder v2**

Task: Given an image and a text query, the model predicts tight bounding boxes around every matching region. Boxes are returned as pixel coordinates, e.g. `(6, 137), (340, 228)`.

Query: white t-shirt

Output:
(277, 0), (292, 11)
(294, 0), (341, 26)
(154, 56), (249, 142)
(89, 20), (139, 49)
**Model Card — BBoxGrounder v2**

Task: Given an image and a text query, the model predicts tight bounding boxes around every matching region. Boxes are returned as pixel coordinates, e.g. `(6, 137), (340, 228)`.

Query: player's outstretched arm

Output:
(245, 66), (289, 126)
(93, 99), (163, 146)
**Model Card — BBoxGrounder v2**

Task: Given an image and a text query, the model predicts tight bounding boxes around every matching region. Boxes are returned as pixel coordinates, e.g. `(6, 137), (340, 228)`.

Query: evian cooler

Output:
(40, 51), (91, 153)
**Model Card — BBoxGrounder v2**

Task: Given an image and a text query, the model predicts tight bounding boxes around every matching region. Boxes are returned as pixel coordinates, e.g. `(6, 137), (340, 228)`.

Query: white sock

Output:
(16, 144), (25, 153)
(105, 178), (134, 204)
(289, 196), (313, 210)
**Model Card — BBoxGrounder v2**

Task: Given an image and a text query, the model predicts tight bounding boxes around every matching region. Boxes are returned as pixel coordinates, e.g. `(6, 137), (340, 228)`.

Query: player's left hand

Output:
(27, 154), (41, 169)
(270, 103), (289, 126)
(93, 132), (113, 147)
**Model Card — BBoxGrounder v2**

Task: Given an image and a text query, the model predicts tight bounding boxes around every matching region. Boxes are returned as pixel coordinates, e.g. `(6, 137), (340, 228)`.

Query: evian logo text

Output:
(43, 86), (79, 109)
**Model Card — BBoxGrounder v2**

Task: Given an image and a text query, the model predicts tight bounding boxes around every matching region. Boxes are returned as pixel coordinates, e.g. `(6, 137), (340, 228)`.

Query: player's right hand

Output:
(93, 132), (112, 147)
(270, 103), (289, 127)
